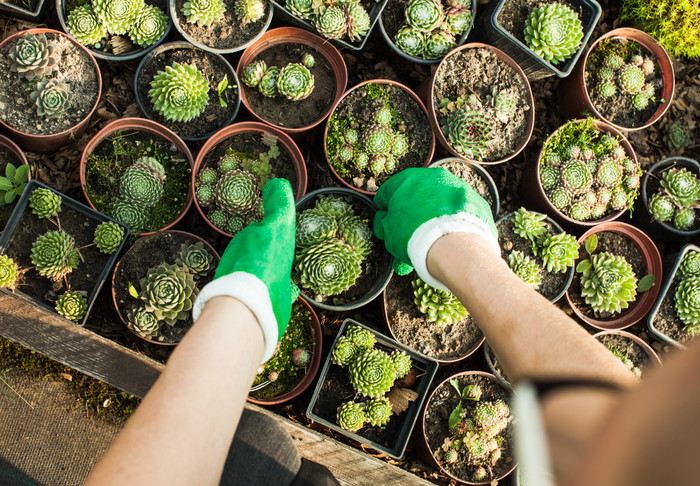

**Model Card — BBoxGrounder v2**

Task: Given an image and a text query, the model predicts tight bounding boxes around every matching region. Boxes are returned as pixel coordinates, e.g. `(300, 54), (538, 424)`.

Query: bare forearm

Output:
(86, 296), (264, 486)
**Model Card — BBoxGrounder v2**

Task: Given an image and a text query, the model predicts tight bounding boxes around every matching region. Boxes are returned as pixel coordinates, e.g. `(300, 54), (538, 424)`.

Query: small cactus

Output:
(390, 350), (412, 379)
(618, 64), (645, 94)
(286, 0), (312, 18)
(258, 66), (280, 98)
(110, 198), (149, 233)
(539, 232), (578, 273)
(423, 30), (456, 60)
(664, 121), (692, 151)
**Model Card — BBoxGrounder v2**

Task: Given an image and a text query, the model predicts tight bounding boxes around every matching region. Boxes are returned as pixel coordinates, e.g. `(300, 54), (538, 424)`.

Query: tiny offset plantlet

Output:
(149, 62), (210, 123)
(93, 222), (125, 254)
(29, 188), (61, 219)
(55, 291), (88, 322)
(523, 2), (584, 65)
(0, 163), (30, 206)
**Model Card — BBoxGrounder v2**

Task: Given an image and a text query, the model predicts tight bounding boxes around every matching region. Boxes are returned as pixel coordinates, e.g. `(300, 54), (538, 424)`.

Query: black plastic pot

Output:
(306, 318), (439, 459)
(429, 157), (500, 219)
(475, 0), (602, 79)
(0, 181), (129, 326)
(294, 187), (394, 311)
(647, 243), (700, 350)
(0, 0), (46, 21)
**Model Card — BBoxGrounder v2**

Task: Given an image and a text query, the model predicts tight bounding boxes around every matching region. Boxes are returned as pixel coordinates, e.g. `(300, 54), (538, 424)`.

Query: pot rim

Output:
(591, 329), (662, 368)
(429, 157), (501, 218)
(0, 133), (29, 168)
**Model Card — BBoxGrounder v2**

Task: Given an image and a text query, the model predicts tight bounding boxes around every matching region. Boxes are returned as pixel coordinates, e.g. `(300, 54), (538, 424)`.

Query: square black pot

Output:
(0, 0), (46, 21)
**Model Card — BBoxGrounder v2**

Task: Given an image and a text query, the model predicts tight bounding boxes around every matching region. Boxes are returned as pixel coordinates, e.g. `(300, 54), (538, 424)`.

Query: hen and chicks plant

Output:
(412, 276), (468, 326)
(110, 156), (167, 233)
(675, 250), (700, 335)
(241, 55), (315, 101)
(183, 0), (265, 26)
(649, 167), (700, 231)
(149, 62), (210, 123)
(0, 255), (19, 289)
(523, 2), (583, 65)
(283, 0), (369, 43)
(55, 291), (88, 322)
(10, 33), (59, 81)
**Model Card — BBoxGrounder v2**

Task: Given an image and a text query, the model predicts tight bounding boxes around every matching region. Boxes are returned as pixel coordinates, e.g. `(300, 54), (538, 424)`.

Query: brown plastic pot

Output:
(424, 43), (535, 165)
(521, 119), (638, 227)
(247, 297), (322, 405)
(79, 117), (195, 236)
(193, 121), (308, 238)
(566, 222), (663, 331)
(592, 330), (662, 369)
(323, 79), (435, 196)
(559, 28), (675, 132)
(112, 230), (221, 346)
(237, 27), (348, 135)
(0, 29), (102, 154)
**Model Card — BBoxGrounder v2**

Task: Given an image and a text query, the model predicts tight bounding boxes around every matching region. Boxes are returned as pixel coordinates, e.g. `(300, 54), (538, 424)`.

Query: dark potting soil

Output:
(0, 0), (39, 11)
(644, 165), (700, 232)
(0, 33), (99, 135)
(595, 333), (654, 377)
(424, 374), (515, 483)
(497, 0), (583, 51)
(384, 272), (483, 361)
(136, 46), (239, 140)
(243, 43), (336, 129)
(173, 0), (270, 50)
(498, 215), (570, 301)
(433, 47), (530, 163)
(568, 231), (648, 321)
(651, 268), (696, 347)
(438, 160), (495, 212)
(585, 38), (663, 129)
(0, 149), (24, 230)
(327, 83), (433, 193)
(112, 232), (217, 344)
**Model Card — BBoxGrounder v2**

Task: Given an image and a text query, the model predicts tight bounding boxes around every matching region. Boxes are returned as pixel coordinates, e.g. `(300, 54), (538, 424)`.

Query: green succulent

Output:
(301, 53), (315, 69)
(618, 64), (645, 93)
(29, 187), (61, 219)
(523, 3), (583, 64)
(30, 79), (71, 119)
(423, 30), (456, 60)
(67, 5), (107, 46)
(444, 7), (471, 35)
(93, 0), (145, 34)
(0, 163), (30, 207)
(208, 209), (228, 229)
(315, 194), (353, 218)
(596, 157), (622, 188)
(0, 255), (18, 289)
(649, 193), (675, 222)
(365, 397), (393, 426)
(241, 60), (267, 88)
(405, 0), (444, 32)
(175, 242), (213, 278)
(676, 276), (700, 332)
(129, 5), (169, 48)
(348, 347), (396, 398)
(120, 165), (164, 207)
(490, 89), (516, 123)
(110, 198), (149, 233)
(346, 3), (370, 42)
(337, 401), (366, 432)
(127, 305), (161, 339)
(196, 184), (215, 207)
(363, 125), (394, 155)
(679, 251), (700, 278)
(632, 92), (650, 110)
(277, 63), (314, 101)
(140, 263), (198, 326)
(31, 230), (81, 281)
(660, 168), (700, 208)
(316, 6), (346, 39)
(218, 154), (241, 174)
(508, 250), (541, 290)
(258, 66), (280, 98)
(394, 25), (425, 57)
(93, 221), (125, 254)
(234, 0), (265, 24)
(55, 291), (87, 322)
(579, 251), (637, 314)
(539, 232), (578, 273)
(391, 132), (409, 158)
(412, 276), (468, 326)
(338, 215), (373, 257)
(9, 33), (59, 80)
(354, 151), (369, 170)
(597, 81), (616, 98)
(539, 165), (558, 191)
(226, 214), (246, 235)
(197, 168), (217, 187)
(664, 121), (692, 151)
(512, 207), (547, 241)
(295, 208), (338, 249)
(390, 350), (412, 379)
(674, 207), (696, 231)
(331, 336), (358, 366)
(443, 105), (493, 160)
(295, 239), (362, 296)
(373, 107), (392, 126)
(286, 0), (313, 19)
(560, 159), (591, 195)
(216, 170), (259, 214)
(182, 0), (224, 25)
(149, 62), (209, 123)
(345, 324), (376, 349)
(549, 187), (572, 211)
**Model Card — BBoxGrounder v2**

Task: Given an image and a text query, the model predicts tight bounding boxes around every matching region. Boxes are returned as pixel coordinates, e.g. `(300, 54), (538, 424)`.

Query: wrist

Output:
(427, 232), (504, 288)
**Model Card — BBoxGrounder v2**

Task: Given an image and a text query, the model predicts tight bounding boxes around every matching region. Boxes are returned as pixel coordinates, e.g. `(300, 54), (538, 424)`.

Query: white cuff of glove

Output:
(192, 272), (279, 363)
(408, 213), (501, 292)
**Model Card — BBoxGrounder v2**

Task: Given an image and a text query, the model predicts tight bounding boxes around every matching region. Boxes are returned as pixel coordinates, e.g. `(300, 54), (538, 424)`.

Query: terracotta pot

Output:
(420, 371), (517, 485)
(592, 330), (662, 369)
(247, 297), (322, 405)
(0, 133), (30, 171)
(559, 28), (675, 132)
(79, 117), (195, 236)
(192, 121), (308, 238)
(0, 29), (102, 154)
(423, 43), (535, 165)
(566, 222), (663, 331)
(520, 119), (638, 227)
(237, 27), (348, 135)
(323, 79), (436, 196)
(112, 230), (221, 346)
(429, 157), (500, 218)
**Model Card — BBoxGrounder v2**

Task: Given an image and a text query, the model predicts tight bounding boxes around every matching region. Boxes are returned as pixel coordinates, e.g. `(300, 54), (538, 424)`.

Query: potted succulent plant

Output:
(112, 230), (220, 345)
(648, 244), (700, 349)
(293, 188), (393, 311)
(0, 28), (102, 154)
(425, 43), (535, 164)
(192, 121), (307, 238)
(0, 134), (31, 231)
(79, 117), (194, 236)
(324, 79), (435, 195)
(134, 41), (241, 142)
(429, 158), (500, 219)
(592, 330), (662, 378)
(566, 222), (662, 331)
(559, 28), (675, 131)
(421, 371), (516, 484)
(306, 319), (439, 459)
(0, 181), (128, 325)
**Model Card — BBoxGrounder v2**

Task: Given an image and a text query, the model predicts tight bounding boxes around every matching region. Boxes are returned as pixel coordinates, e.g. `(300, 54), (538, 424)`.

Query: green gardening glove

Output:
(374, 167), (499, 291)
(192, 178), (298, 362)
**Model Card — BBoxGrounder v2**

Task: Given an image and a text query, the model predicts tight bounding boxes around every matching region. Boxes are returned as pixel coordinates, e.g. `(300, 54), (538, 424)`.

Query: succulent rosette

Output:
(331, 336), (358, 366)
(364, 397), (392, 426)
(110, 199), (149, 233)
(676, 276), (700, 331)
(337, 401), (366, 432)
(93, 0), (145, 35)
(316, 6), (346, 39)
(523, 3), (583, 64)
(149, 62), (209, 123)
(30, 79), (72, 119)
(67, 5), (108, 46)
(405, 0), (444, 32)
(0, 255), (18, 289)
(29, 188), (62, 219)
(394, 25), (425, 57)
(345, 3), (370, 42)
(443, 106), (494, 160)
(412, 276), (468, 326)
(182, 0), (225, 26)
(348, 347), (396, 398)
(241, 60), (268, 88)
(10, 33), (59, 80)
(175, 242), (213, 278)
(129, 5), (169, 48)
(140, 263), (198, 325)
(55, 291), (88, 322)
(93, 221), (125, 254)
(127, 305), (161, 339)
(579, 252), (637, 314)
(215, 170), (260, 214)
(31, 231), (82, 281)
(276, 63), (315, 101)
(295, 239), (362, 296)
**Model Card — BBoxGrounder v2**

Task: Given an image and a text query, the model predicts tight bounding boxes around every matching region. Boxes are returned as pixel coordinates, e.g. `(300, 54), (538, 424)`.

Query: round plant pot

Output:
(169, 0), (272, 55)
(323, 79), (435, 196)
(0, 133), (32, 230)
(294, 187), (394, 311)
(559, 28), (675, 132)
(79, 117), (195, 236)
(112, 230), (220, 346)
(521, 119), (638, 227)
(247, 297), (322, 405)
(237, 27), (348, 135)
(420, 371), (517, 485)
(134, 41), (241, 142)
(0, 133), (29, 171)
(592, 330), (662, 370)
(0, 28), (102, 154)
(483, 341), (512, 390)
(640, 156), (700, 238)
(56, 0), (172, 61)
(429, 158), (500, 219)
(192, 121), (307, 238)
(566, 222), (663, 331)
(424, 42), (535, 165)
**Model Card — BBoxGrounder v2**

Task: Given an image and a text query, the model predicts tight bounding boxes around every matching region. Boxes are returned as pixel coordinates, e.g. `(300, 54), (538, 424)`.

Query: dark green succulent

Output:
(149, 62), (209, 123)
(120, 164), (164, 207)
(55, 291), (87, 322)
(443, 105), (494, 160)
(405, 0), (444, 32)
(208, 209), (228, 230)
(258, 66), (280, 98)
(218, 154), (241, 174)
(110, 198), (149, 233)
(295, 239), (362, 296)
(93, 221), (125, 254)
(365, 397), (392, 426)
(10, 33), (59, 80)
(0, 255), (18, 289)
(241, 60), (268, 88)
(175, 242), (213, 278)
(539, 232), (578, 273)
(67, 5), (107, 46)
(679, 251), (700, 278)
(523, 3), (583, 64)
(140, 263), (198, 326)
(348, 347), (396, 398)
(31, 230), (81, 281)
(29, 187), (61, 219)
(93, 0), (145, 34)
(390, 350), (412, 379)
(512, 207), (547, 241)
(331, 336), (358, 366)
(338, 215), (373, 257)
(182, 0), (224, 25)
(337, 401), (366, 432)
(508, 250), (541, 290)
(578, 251), (637, 314)
(127, 305), (161, 339)
(346, 3), (370, 42)
(277, 63), (315, 101)
(412, 276), (468, 326)
(196, 184), (215, 207)
(30, 79), (71, 119)
(129, 4), (169, 48)
(664, 121), (692, 151)
(295, 208), (338, 249)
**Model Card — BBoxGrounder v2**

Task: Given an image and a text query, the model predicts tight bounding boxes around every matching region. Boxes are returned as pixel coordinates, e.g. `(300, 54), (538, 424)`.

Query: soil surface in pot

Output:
(243, 42), (336, 129)
(569, 231), (647, 321)
(0, 33), (98, 135)
(595, 333), (652, 377)
(1, 0), (39, 10)
(585, 38), (663, 129)
(497, 0), (582, 50)
(644, 165), (700, 232)
(438, 160), (495, 211)
(113, 232), (216, 344)
(498, 215), (570, 301)
(424, 374), (514, 483)
(652, 270), (696, 346)
(327, 83), (432, 193)
(137, 46), (239, 139)
(0, 148), (24, 230)
(173, 0), (270, 50)
(433, 47), (530, 162)
(385, 272), (483, 361)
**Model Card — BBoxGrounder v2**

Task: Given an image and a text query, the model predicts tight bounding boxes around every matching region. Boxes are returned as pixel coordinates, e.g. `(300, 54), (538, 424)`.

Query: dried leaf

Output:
(59, 373), (72, 381)
(103, 398), (112, 408)
(387, 387), (418, 414)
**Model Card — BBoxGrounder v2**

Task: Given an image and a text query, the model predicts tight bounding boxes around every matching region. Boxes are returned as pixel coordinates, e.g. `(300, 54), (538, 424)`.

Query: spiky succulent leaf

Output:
(649, 192), (675, 222)
(110, 198), (149, 233)
(55, 291), (87, 322)
(316, 6), (346, 39)
(175, 242), (213, 278)
(394, 25), (425, 57)
(348, 347), (396, 398)
(129, 5), (168, 48)
(296, 240), (362, 296)
(93, 0), (145, 34)
(216, 169), (260, 214)
(241, 60), (267, 88)
(660, 168), (700, 208)
(31, 231), (81, 281)
(182, 0), (224, 25)
(345, 324), (376, 348)
(676, 276), (700, 330)
(413, 276), (468, 325)
(0, 255), (18, 288)
(346, 3), (370, 41)
(523, 3), (583, 64)
(679, 251), (700, 278)
(67, 5), (107, 45)
(508, 250), (541, 290)
(29, 187), (61, 219)
(277, 63), (314, 101)
(149, 62), (209, 123)
(512, 207), (547, 241)
(390, 350), (412, 379)
(579, 252), (637, 314)
(9, 33), (59, 80)
(337, 401), (366, 432)
(234, 0), (265, 24)
(423, 30), (456, 60)
(406, 0), (444, 32)
(444, 105), (493, 160)
(331, 336), (358, 366)
(94, 222), (125, 254)
(127, 305), (161, 339)
(120, 165), (163, 207)
(539, 232), (578, 273)
(140, 263), (198, 326)
(365, 397), (392, 426)
(30, 79), (71, 119)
